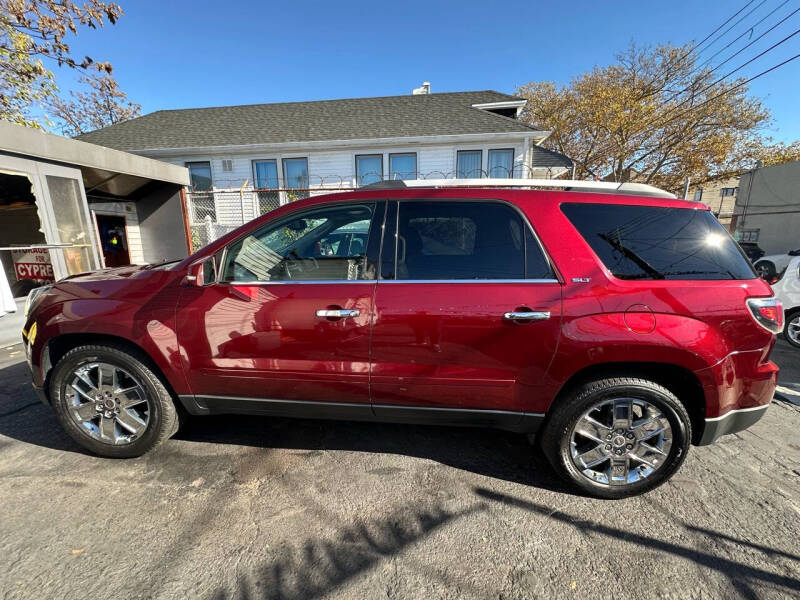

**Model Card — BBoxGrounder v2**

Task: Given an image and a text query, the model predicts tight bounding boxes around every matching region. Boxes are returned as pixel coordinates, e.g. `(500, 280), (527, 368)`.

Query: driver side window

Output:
(221, 203), (376, 282)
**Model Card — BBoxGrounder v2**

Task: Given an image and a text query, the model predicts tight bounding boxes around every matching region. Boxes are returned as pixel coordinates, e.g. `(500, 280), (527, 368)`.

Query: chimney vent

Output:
(412, 81), (431, 95)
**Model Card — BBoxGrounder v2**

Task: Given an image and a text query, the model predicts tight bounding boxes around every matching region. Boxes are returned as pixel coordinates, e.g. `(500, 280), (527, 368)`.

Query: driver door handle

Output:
(503, 311), (550, 322)
(316, 309), (360, 319)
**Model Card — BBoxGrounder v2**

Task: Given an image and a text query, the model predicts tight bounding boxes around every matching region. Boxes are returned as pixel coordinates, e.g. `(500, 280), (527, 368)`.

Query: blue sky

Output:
(57, 0), (800, 142)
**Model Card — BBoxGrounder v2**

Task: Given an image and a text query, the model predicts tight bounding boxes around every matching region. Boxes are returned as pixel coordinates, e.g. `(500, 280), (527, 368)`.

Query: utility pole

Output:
(682, 177), (691, 200)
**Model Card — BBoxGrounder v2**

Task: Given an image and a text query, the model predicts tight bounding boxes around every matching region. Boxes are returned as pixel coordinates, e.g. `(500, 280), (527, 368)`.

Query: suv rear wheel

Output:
(50, 344), (178, 458)
(540, 377), (691, 499)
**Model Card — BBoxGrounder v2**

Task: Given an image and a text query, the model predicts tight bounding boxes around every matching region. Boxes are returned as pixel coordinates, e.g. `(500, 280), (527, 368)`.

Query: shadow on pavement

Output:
(210, 502), (485, 600)
(174, 412), (569, 494)
(0, 359), (569, 493)
(474, 487), (800, 599)
(0, 360), (85, 453)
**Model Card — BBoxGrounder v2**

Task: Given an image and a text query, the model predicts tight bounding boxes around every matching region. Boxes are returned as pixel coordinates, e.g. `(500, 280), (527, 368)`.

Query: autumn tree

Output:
(0, 0), (123, 127)
(47, 72), (140, 136)
(517, 43), (788, 193)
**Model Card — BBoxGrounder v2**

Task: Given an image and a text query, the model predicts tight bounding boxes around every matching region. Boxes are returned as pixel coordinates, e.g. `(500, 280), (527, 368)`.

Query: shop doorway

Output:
(95, 214), (131, 268)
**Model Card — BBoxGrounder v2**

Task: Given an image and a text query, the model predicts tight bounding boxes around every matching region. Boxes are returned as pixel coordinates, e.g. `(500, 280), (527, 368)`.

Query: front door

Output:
(370, 200), (562, 418)
(95, 214), (131, 268)
(176, 201), (383, 409)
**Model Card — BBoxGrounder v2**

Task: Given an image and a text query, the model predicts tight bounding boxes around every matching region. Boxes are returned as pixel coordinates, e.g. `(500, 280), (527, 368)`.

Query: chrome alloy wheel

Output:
(65, 362), (150, 445)
(569, 397), (672, 487)
(787, 314), (800, 345)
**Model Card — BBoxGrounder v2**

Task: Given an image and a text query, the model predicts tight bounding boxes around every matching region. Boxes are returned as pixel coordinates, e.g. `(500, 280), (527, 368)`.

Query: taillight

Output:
(746, 297), (783, 333)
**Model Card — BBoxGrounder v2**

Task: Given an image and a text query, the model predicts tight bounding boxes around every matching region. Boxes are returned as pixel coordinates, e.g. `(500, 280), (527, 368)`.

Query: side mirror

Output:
(185, 256), (216, 287)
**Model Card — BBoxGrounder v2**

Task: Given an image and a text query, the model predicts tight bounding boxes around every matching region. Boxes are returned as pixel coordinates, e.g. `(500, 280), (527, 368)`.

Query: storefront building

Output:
(1, 121), (191, 300)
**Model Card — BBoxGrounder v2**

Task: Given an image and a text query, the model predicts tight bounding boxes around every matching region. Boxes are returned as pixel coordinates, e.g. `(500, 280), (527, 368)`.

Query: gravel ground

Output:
(0, 340), (799, 600)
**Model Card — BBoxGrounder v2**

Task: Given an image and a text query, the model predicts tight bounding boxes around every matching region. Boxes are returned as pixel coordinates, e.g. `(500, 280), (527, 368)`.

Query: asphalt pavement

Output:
(1, 339), (799, 599)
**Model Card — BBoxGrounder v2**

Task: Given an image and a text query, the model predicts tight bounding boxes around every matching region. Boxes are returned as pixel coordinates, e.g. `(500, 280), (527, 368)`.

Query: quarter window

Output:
(221, 203), (376, 282)
(389, 153), (417, 180)
(356, 154), (383, 186)
(562, 203), (755, 280)
(394, 201), (552, 280)
(487, 149), (514, 178)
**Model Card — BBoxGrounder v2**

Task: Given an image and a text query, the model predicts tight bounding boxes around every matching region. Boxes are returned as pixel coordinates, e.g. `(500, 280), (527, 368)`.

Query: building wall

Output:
(735, 161), (800, 255)
(135, 184), (190, 263)
(157, 141), (542, 188)
(686, 176), (740, 225)
(151, 139), (568, 233)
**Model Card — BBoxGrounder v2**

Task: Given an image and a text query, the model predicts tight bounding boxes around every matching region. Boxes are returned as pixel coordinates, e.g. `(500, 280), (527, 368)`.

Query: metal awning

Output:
(0, 121), (189, 197)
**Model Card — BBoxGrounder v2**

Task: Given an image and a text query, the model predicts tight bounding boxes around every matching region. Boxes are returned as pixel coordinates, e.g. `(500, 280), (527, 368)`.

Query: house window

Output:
(721, 187), (737, 197)
(488, 149), (514, 178)
(355, 154), (383, 186)
(253, 160), (280, 214)
(693, 189), (703, 201)
(282, 157), (309, 200)
(456, 150), (482, 178)
(738, 229), (760, 242)
(389, 153), (417, 180)
(186, 161), (215, 221)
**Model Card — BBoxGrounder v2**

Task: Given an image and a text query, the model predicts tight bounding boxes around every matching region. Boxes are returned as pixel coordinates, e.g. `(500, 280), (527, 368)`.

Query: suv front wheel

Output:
(540, 377), (691, 499)
(50, 344), (179, 458)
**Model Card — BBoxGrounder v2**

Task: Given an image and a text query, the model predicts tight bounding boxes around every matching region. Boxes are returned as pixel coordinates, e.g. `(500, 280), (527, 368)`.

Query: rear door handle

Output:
(316, 309), (360, 319)
(503, 311), (550, 322)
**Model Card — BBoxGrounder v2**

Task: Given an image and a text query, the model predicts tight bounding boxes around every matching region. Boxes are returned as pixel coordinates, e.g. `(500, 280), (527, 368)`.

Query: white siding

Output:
(156, 138), (567, 228)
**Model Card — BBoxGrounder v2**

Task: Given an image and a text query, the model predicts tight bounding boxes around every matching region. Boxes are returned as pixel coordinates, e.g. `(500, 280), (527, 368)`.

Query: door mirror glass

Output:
(187, 257), (216, 286)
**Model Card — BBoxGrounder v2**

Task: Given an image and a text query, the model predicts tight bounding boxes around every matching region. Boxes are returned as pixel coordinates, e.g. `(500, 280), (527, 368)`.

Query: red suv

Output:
(22, 185), (781, 498)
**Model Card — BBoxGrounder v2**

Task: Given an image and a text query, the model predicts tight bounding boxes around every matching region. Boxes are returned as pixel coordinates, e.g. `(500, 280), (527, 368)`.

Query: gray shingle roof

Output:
(77, 91), (540, 151)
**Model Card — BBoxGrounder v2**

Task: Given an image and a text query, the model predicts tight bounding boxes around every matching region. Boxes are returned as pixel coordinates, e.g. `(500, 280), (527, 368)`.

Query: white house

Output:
(79, 87), (574, 248)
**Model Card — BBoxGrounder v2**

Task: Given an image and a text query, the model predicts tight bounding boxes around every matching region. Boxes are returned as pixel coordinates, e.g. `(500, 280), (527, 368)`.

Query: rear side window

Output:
(562, 203), (755, 280)
(395, 201), (553, 280)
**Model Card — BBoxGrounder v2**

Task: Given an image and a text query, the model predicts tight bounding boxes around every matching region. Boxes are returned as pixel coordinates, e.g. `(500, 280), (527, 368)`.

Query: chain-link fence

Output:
(185, 167), (568, 251)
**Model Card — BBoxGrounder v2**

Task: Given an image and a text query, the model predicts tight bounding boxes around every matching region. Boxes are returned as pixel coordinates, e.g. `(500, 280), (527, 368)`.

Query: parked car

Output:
(754, 248), (800, 279)
(22, 184), (781, 499)
(768, 255), (800, 348)
(739, 241), (766, 264)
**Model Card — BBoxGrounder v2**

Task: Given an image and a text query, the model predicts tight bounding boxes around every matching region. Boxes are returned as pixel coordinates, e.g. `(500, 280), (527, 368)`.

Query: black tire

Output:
(540, 377), (691, 499)
(49, 344), (178, 458)
(783, 309), (800, 349)
(755, 260), (776, 280)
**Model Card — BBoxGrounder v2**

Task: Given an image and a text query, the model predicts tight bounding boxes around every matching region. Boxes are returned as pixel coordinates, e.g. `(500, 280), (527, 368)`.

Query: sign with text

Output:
(11, 248), (55, 282)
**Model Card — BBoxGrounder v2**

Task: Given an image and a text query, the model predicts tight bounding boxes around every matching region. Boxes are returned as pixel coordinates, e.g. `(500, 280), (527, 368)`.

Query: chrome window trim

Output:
(380, 279), (559, 284)
(224, 278), (560, 285)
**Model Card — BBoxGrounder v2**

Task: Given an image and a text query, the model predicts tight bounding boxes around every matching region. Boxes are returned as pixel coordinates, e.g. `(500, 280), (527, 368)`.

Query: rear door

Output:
(369, 199), (562, 419)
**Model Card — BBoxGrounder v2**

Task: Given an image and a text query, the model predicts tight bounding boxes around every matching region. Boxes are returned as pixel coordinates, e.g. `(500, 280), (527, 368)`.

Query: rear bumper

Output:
(697, 403), (770, 445)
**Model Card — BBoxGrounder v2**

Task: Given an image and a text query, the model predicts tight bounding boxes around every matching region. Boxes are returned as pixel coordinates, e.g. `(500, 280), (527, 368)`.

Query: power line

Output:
(698, 0), (793, 69)
(578, 20), (800, 176)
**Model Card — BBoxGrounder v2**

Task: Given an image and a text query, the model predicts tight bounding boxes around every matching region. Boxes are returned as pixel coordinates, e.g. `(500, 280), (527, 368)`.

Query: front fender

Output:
(28, 297), (188, 396)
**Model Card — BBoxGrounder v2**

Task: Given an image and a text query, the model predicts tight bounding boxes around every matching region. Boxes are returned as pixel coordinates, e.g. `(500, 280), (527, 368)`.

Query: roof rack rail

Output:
(401, 178), (676, 199)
